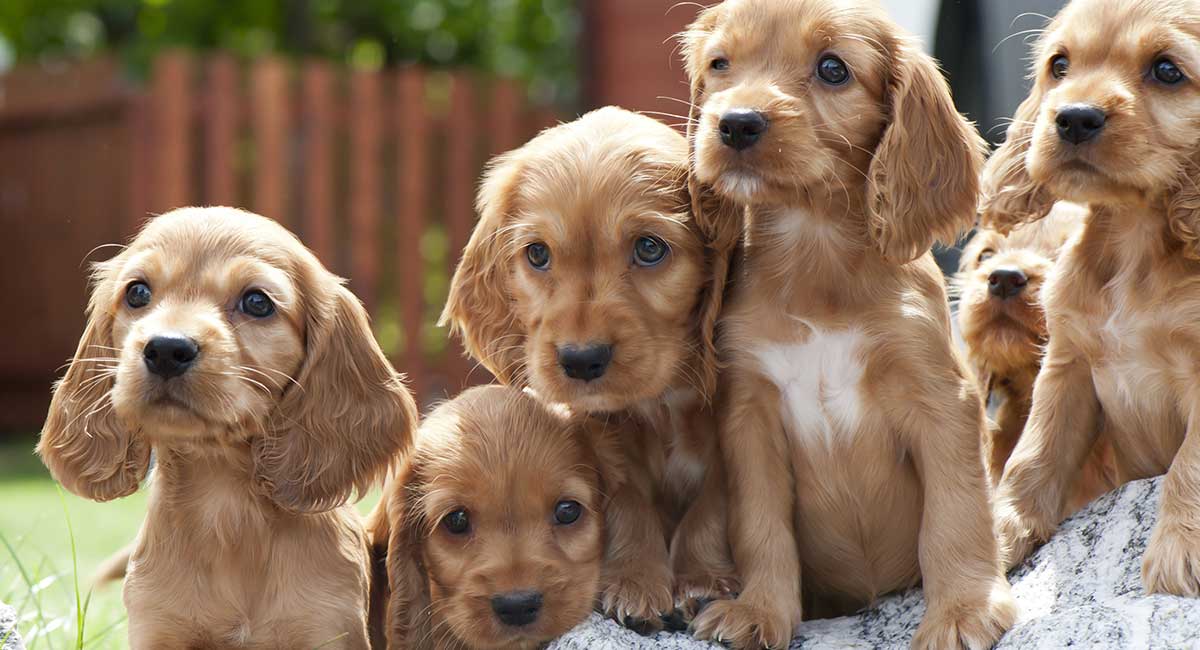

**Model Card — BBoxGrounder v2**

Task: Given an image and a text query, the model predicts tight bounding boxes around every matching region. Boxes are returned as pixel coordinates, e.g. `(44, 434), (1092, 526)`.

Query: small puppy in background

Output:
(441, 107), (741, 628)
(38, 207), (416, 649)
(682, 0), (1014, 647)
(956, 202), (1115, 511)
(368, 385), (621, 649)
(982, 0), (1200, 596)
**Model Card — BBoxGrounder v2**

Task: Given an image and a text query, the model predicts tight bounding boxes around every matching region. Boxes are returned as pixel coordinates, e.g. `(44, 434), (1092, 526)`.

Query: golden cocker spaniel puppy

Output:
(368, 385), (623, 649)
(682, 0), (1015, 647)
(38, 206), (417, 648)
(440, 107), (742, 630)
(981, 0), (1200, 597)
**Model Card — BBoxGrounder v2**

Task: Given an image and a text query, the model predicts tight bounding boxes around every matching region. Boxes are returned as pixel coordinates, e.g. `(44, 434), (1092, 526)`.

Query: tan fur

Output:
(681, 1), (1013, 647)
(955, 203), (1117, 509)
(439, 108), (741, 627)
(981, 0), (1200, 597)
(37, 207), (417, 648)
(368, 385), (618, 649)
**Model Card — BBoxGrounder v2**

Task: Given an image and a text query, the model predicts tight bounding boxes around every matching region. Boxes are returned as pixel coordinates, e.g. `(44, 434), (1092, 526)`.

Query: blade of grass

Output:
(56, 485), (87, 650)
(312, 631), (349, 649)
(82, 612), (126, 647)
(0, 529), (47, 647)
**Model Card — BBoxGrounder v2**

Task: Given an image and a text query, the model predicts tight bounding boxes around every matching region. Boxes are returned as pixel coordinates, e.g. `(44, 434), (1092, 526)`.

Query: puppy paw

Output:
(994, 501), (1052, 570)
(1143, 520), (1200, 597)
(600, 568), (673, 635)
(913, 581), (1017, 650)
(668, 572), (740, 629)
(691, 598), (794, 649)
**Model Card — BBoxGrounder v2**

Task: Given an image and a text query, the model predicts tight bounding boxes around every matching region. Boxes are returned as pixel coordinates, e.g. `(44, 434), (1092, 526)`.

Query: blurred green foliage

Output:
(0, 0), (580, 104)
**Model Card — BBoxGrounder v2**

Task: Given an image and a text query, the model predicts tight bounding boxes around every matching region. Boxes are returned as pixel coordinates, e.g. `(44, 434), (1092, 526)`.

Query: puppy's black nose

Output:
(557, 344), (613, 382)
(718, 109), (768, 151)
(1056, 104), (1106, 144)
(491, 590), (543, 627)
(143, 334), (199, 378)
(988, 267), (1028, 300)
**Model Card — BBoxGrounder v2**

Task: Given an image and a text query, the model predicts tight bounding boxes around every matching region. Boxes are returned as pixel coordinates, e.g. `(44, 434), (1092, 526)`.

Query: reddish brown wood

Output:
(444, 72), (480, 392)
(251, 58), (290, 223)
(395, 67), (429, 401)
(348, 69), (382, 311)
(488, 78), (522, 156)
(301, 61), (336, 266)
(151, 52), (192, 212)
(204, 54), (238, 206)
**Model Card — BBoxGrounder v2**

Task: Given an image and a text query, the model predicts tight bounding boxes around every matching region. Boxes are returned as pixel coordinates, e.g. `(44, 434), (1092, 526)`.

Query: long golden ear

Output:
(38, 260), (150, 501)
(253, 282), (417, 514)
(866, 39), (987, 263)
(980, 89), (1055, 234)
(1167, 152), (1200, 261)
(681, 4), (722, 240)
(383, 459), (433, 649)
(689, 185), (742, 401)
(439, 150), (526, 384)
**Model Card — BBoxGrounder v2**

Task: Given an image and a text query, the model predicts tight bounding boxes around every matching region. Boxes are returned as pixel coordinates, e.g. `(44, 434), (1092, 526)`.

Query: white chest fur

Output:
(753, 327), (868, 449)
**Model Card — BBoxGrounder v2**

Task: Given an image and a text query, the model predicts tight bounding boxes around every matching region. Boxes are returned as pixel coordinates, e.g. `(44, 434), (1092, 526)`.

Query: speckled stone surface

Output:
(0, 602), (23, 650)
(550, 476), (1200, 649)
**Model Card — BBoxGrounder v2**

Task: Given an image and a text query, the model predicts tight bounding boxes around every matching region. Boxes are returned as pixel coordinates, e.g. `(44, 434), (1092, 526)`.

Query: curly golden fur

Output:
(681, 1), (1014, 647)
(981, 0), (1200, 597)
(367, 385), (621, 649)
(439, 107), (741, 628)
(955, 203), (1116, 508)
(38, 207), (417, 648)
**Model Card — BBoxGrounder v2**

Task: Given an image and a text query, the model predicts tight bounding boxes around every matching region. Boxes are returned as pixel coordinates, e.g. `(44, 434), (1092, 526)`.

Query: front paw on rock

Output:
(1143, 521), (1200, 597)
(690, 598), (794, 649)
(600, 572), (673, 635)
(912, 585), (1016, 650)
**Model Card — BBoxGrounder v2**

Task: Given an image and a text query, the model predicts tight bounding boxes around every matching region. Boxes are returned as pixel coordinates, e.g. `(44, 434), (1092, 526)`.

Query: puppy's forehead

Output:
(1048, 0), (1200, 65)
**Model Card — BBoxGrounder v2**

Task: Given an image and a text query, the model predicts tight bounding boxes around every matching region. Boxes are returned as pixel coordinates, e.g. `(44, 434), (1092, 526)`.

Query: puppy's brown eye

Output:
(1153, 58), (1185, 85)
(633, 236), (669, 267)
(527, 242), (550, 270)
(554, 500), (581, 525)
(443, 509), (470, 535)
(817, 55), (850, 85)
(239, 290), (275, 318)
(1050, 55), (1069, 80)
(711, 57), (730, 71)
(978, 249), (995, 263)
(126, 282), (152, 309)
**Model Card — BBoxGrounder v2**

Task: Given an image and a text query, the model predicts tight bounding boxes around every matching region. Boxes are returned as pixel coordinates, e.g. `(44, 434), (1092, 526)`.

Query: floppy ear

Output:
(37, 261), (150, 501)
(439, 150), (526, 384)
(980, 89), (1056, 234)
(1166, 152), (1200, 261)
(383, 459), (433, 649)
(866, 38), (988, 263)
(253, 281), (417, 513)
(689, 184), (743, 402)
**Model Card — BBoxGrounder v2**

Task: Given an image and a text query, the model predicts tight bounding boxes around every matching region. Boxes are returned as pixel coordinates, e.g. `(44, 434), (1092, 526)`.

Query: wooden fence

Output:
(0, 53), (560, 432)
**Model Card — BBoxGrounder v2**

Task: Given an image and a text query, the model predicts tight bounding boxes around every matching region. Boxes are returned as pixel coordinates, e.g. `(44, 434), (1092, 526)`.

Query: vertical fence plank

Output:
(348, 69), (382, 312)
(126, 92), (152, 233)
(301, 61), (335, 266)
(444, 73), (479, 392)
(151, 52), (192, 212)
(204, 54), (238, 206)
(488, 78), (521, 156)
(251, 58), (289, 223)
(396, 67), (429, 401)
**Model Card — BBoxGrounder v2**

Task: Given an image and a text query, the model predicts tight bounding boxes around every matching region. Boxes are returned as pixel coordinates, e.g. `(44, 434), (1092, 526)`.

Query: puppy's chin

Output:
(111, 377), (250, 441)
(961, 306), (1044, 376)
(529, 364), (674, 414)
(1028, 144), (1149, 205)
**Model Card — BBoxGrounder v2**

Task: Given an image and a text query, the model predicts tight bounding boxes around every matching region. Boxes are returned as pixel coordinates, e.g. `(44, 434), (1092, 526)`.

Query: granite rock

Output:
(550, 476), (1200, 649)
(0, 602), (23, 650)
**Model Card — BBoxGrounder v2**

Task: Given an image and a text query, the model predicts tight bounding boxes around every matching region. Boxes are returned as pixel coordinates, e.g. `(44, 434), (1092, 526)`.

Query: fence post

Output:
(251, 58), (290, 224)
(348, 69), (382, 312)
(150, 51), (192, 212)
(444, 72), (479, 392)
(301, 61), (336, 266)
(396, 67), (429, 401)
(204, 53), (239, 206)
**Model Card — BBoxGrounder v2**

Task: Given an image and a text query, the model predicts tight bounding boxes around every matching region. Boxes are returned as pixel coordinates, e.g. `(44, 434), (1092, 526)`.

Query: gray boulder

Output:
(552, 476), (1200, 649)
(0, 602), (22, 650)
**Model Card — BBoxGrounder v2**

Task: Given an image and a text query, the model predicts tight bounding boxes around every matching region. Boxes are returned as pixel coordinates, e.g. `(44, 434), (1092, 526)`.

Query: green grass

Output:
(0, 437), (381, 650)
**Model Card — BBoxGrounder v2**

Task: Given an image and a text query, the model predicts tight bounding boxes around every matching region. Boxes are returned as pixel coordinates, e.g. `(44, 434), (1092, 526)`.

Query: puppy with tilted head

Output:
(681, 1), (1014, 647)
(982, 0), (1200, 596)
(955, 202), (1116, 509)
(440, 106), (742, 630)
(368, 385), (622, 649)
(38, 207), (417, 648)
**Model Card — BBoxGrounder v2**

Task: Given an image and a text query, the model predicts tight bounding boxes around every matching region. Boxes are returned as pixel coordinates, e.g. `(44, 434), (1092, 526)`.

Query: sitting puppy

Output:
(681, 0), (1015, 647)
(440, 107), (741, 628)
(369, 385), (621, 649)
(956, 202), (1115, 511)
(38, 207), (417, 649)
(981, 0), (1200, 596)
